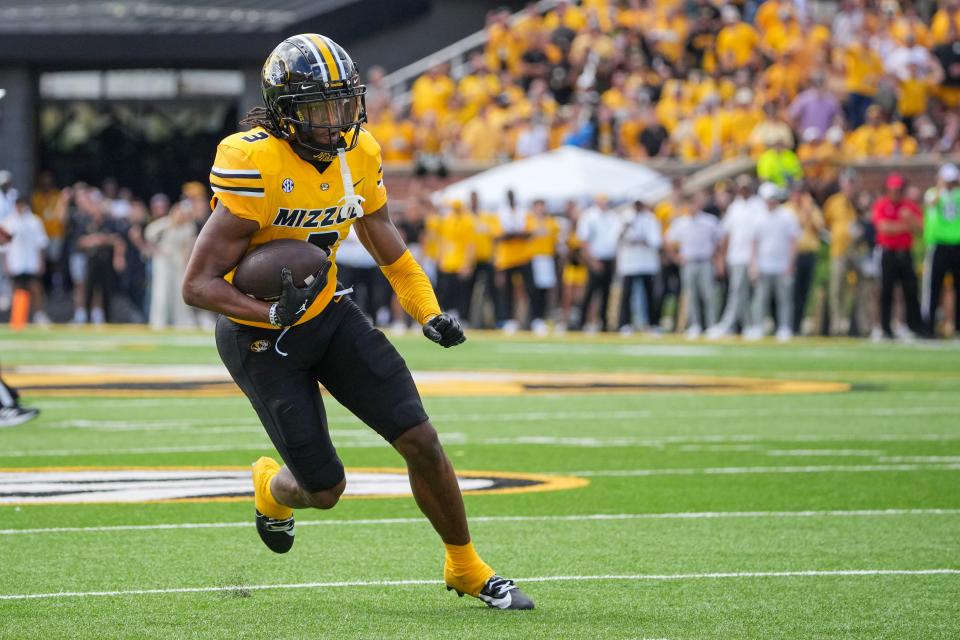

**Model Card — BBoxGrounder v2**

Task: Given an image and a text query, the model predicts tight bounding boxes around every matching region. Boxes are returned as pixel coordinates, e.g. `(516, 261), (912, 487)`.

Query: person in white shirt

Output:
(747, 183), (801, 341)
(617, 200), (662, 333)
(665, 192), (721, 338)
(1, 197), (50, 324)
(577, 194), (622, 331)
(0, 171), (17, 222)
(708, 176), (764, 338)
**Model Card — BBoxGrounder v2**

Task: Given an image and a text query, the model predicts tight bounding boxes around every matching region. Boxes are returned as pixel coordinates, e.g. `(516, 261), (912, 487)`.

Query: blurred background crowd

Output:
(2, 0), (960, 339)
(2, 162), (958, 341)
(367, 0), (960, 170)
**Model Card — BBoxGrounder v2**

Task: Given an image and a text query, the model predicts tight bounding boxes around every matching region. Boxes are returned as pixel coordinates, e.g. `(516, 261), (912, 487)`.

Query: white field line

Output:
(31, 406), (960, 427)
(765, 449), (888, 457)
(1, 569), (957, 601)
(3, 434), (959, 458)
(563, 464), (960, 477)
(2, 508), (958, 536)
(35, 390), (960, 410)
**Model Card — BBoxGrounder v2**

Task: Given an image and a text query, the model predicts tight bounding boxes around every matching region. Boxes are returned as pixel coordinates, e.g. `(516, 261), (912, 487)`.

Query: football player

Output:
(182, 34), (533, 610)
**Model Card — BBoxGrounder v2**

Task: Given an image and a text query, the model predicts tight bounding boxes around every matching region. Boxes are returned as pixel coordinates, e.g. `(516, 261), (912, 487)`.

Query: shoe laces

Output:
(482, 575), (517, 598)
(263, 516), (294, 532)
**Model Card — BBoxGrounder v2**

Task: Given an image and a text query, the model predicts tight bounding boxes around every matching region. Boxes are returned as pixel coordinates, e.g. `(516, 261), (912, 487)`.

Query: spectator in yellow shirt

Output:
(528, 199), (560, 334)
(436, 200), (476, 319)
(457, 53), (501, 122)
(761, 8), (803, 60)
(823, 171), (862, 334)
(485, 9), (523, 73)
(784, 183), (825, 333)
(410, 64), (454, 118)
(492, 189), (536, 332)
(458, 102), (507, 162)
(543, 0), (588, 33)
(691, 95), (724, 162)
(797, 128), (837, 198)
(366, 106), (415, 164)
(897, 61), (943, 132)
(721, 89), (763, 157)
(845, 105), (894, 159)
(466, 190), (498, 327)
(839, 31), (884, 127)
(755, 0), (788, 34)
(887, 122), (918, 157)
(716, 6), (758, 71)
(931, 1), (960, 45)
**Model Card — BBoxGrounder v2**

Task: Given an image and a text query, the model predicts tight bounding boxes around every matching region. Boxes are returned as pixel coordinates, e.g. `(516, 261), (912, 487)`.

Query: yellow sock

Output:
(443, 541), (495, 597)
(252, 457), (293, 520)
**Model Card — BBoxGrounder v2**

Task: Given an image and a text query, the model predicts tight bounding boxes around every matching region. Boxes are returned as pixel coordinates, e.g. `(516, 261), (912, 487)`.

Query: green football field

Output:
(1, 326), (959, 639)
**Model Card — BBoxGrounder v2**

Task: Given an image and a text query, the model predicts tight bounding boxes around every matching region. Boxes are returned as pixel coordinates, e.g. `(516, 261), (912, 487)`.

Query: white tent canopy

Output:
(434, 146), (671, 210)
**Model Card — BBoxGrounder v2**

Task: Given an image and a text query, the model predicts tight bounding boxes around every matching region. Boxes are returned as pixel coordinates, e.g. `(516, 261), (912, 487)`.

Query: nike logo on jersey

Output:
(272, 204), (361, 229)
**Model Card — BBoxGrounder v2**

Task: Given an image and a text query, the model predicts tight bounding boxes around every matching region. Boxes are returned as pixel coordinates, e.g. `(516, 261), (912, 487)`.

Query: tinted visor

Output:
(295, 96), (362, 130)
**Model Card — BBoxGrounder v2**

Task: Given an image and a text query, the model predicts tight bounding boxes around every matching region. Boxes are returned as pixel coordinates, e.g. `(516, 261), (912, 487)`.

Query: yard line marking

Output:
(0, 569), (956, 600)
(2, 432), (959, 458)
(765, 449), (887, 457)
(560, 464), (960, 477)
(31, 405), (960, 424)
(879, 456), (960, 463)
(2, 509), (958, 536)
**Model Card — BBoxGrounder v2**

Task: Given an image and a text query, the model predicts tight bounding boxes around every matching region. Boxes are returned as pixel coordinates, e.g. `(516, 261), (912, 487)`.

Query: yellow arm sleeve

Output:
(380, 249), (442, 325)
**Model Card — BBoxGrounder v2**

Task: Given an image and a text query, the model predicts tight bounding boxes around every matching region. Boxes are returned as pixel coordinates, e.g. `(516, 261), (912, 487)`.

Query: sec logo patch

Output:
(250, 339), (271, 353)
(281, 178), (295, 193)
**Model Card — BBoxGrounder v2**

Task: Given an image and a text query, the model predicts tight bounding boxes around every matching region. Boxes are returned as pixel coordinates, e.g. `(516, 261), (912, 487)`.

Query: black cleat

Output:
(0, 406), (39, 429)
(255, 510), (295, 553)
(447, 575), (535, 610)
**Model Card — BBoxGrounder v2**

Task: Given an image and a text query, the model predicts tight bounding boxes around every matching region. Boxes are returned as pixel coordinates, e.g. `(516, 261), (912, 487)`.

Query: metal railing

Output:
(381, 0), (562, 109)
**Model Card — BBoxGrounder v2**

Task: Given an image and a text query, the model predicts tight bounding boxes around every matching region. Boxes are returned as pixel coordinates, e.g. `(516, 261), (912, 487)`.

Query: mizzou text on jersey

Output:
(209, 126), (387, 328)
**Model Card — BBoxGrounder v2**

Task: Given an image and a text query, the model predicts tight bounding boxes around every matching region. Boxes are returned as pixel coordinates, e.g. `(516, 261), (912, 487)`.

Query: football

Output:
(232, 239), (329, 300)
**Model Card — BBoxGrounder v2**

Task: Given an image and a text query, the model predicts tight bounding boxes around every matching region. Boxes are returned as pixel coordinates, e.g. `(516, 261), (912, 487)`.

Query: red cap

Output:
(885, 173), (905, 190)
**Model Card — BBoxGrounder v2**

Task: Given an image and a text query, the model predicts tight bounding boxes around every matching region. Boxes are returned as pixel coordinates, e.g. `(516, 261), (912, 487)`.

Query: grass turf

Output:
(0, 326), (958, 639)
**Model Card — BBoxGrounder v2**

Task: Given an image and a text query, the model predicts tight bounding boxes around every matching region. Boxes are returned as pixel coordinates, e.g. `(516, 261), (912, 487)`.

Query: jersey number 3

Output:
(307, 231), (339, 255)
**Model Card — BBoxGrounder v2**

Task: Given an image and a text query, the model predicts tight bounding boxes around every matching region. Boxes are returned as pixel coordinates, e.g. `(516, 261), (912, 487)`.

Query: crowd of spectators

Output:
(0, 170), (211, 329)
(1, 163), (958, 339)
(364, 0), (960, 172)
(404, 164), (959, 340)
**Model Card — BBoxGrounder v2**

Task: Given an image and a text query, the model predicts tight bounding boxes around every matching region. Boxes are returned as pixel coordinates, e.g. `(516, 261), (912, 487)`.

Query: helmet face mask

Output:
(261, 34), (367, 161)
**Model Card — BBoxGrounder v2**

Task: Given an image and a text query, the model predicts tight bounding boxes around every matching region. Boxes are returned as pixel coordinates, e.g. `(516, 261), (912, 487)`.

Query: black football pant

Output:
(437, 271), (470, 318)
(880, 249), (924, 336)
(465, 261), (495, 327)
(338, 265), (389, 322)
(495, 263), (538, 325)
(619, 274), (659, 329)
(924, 243), (960, 335)
(792, 252), (816, 334)
(579, 259), (616, 331)
(216, 298), (427, 491)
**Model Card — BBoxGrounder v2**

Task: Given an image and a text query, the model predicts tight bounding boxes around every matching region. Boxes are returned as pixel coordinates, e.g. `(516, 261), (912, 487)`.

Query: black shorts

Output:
(215, 297), (428, 491)
(11, 274), (39, 290)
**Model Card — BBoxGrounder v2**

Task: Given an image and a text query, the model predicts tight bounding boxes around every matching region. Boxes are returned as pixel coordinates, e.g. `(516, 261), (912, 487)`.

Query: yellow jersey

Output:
(492, 210), (534, 270)
(209, 126), (388, 329)
(437, 211), (476, 274)
(473, 211), (498, 263)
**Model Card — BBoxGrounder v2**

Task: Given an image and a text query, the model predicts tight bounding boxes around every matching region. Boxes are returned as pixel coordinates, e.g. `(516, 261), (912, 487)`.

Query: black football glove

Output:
(422, 313), (466, 348)
(269, 263), (331, 327)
